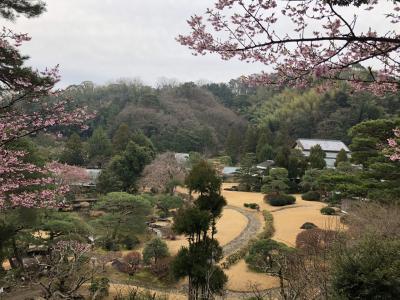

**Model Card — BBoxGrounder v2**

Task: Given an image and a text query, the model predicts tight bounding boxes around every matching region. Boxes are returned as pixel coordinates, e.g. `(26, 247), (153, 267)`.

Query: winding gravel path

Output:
(222, 205), (262, 257)
(107, 206), (266, 298)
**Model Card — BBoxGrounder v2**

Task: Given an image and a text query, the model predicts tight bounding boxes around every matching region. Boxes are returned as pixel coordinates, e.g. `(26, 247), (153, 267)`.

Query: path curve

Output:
(107, 206), (266, 298)
(222, 205), (262, 256)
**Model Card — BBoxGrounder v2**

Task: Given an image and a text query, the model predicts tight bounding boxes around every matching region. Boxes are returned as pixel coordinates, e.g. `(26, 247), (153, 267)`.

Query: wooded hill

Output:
(63, 81), (246, 155)
(61, 79), (400, 161)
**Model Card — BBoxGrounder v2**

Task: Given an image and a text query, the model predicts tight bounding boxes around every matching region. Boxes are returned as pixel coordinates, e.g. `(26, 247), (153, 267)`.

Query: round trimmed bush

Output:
(300, 222), (318, 230)
(301, 191), (321, 201)
(320, 206), (336, 215)
(266, 194), (296, 206)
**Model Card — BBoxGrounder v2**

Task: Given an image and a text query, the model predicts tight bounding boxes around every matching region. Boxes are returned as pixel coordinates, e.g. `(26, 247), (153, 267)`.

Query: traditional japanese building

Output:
(294, 138), (351, 168)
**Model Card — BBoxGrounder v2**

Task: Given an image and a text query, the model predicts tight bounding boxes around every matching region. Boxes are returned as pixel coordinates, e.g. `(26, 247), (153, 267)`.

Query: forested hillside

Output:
(58, 77), (400, 165)
(63, 81), (247, 154)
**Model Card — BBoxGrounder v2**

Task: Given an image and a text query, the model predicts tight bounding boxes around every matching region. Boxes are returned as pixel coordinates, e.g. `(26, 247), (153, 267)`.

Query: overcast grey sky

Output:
(5, 0), (395, 88)
(6, 0), (265, 88)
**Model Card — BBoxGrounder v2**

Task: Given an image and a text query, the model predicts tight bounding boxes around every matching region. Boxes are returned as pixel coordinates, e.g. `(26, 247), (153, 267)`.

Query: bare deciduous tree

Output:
(140, 152), (187, 194)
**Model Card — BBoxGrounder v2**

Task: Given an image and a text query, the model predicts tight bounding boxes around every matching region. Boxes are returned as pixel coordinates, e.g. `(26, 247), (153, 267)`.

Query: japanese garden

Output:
(0, 1), (399, 300)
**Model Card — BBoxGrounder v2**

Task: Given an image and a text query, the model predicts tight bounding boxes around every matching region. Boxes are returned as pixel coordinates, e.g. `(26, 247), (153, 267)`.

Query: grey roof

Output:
(222, 167), (239, 175)
(85, 169), (101, 186)
(296, 139), (350, 152)
(256, 160), (275, 169)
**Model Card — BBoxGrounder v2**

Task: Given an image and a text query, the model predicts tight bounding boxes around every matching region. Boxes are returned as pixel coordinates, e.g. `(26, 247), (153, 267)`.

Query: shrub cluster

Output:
(221, 242), (254, 269)
(301, 191), (321, 201)
(266, 194), (296, 206)
(321, 206), (336, 215)
(98, 235), (140, 251)
(244, 203), (260, 210)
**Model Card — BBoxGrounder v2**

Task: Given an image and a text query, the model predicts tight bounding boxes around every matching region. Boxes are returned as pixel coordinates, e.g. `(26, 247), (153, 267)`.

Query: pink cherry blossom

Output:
(0, 28), (94, 210)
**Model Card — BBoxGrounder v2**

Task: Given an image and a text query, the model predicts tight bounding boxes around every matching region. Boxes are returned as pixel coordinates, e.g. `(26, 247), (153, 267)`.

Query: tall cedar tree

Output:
(308, 145), (327, 169)
(174, 161), (227, 299)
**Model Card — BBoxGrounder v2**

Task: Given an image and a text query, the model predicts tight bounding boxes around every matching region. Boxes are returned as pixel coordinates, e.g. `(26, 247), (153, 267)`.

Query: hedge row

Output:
(244, 203), (260, 210)
(221, 210), (275, 269)
(258, 210), (275, 240)
(321, 206), (336, 215)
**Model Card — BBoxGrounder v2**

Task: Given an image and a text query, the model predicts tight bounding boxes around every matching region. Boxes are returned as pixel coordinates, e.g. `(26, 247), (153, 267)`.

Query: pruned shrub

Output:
(265, 194), (296, 206)
(300, 222), (318, 230)
(98, 237), (120, 251)
(245, 239), (287, 272)
(244, 203), (260, 210)
(301, 191), (321, 201)
(121, 235), (140, 250)
(238, 183), (250, 192)
(321, 206), (336, 215)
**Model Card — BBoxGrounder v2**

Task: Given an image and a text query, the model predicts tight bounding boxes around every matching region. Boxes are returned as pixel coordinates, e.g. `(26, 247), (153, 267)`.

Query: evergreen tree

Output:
(335, 149), (348, 167)
(256, 130), (274, 162)
(131, 130), (156, 159)
(274, 146), (291, 169)
(287, 149), (307, 179)
(185, 160), (222, 195)
(87, 127), (112, 167)
(225, 128), (241, 163)
(143, 238), (169, 265)
(173, 161), (227, 299)
(243, 126), (258, 154)
(60, 133), (85, 166)
(112, 123), (131, 154)
(237, 153), (260, 192)
(261, 168), (289, 195)
(93, 192), (152, 243)
(97, 141), (153, 193)
(308, 145), (326, 169)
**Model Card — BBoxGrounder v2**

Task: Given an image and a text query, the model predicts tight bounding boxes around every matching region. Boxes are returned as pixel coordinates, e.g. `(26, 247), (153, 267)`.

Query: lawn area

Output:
(165, 207), (248, 255)
(217, 183), (341, 291)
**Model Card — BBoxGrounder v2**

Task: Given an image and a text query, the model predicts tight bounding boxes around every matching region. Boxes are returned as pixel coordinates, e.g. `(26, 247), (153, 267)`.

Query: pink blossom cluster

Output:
(47, 162), (90, 186)
(54, 240), (91, 255)
(387, 128), (400, 161)
(0, 150), (66, 209)
(177, 0), (400, 95)
(0, 28), (93, 210)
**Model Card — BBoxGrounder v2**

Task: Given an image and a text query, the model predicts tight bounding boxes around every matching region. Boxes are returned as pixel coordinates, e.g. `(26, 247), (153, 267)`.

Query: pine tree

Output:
(60, 133), (85, 166)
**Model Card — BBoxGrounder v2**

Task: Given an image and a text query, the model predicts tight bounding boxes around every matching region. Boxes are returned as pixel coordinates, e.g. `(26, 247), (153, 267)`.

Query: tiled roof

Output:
(296, 139), (350, 152)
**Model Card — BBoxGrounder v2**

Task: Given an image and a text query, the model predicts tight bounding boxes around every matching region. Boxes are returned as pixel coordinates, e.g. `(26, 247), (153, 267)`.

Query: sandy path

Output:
(222, 205), (262, 256)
